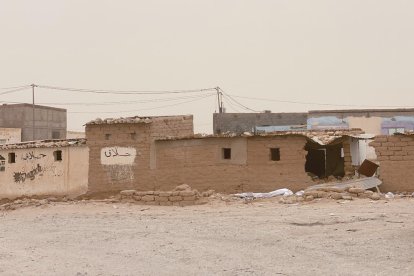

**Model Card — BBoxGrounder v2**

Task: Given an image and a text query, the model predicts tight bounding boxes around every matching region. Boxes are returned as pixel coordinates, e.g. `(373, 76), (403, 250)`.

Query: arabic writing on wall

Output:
(101, 147), (137, 165)
(21, 151), (47, 161)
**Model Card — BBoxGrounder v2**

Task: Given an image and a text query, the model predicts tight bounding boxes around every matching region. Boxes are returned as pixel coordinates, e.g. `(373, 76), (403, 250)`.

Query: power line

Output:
(37, 84), (216, 95)
(68, 93), (215, 114)
(227, 94), (414, 109)
(0, 85), (30, 90)
(0, 86), (31, 96)
(219, 88), (259, 112)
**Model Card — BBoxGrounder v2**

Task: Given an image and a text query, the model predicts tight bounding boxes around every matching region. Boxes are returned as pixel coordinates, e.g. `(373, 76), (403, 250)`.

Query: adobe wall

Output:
(370, 135), (414, 192)
(155, 136), (312, 193)
(86, 115), (194, 194)
(0, 146), (88, 199)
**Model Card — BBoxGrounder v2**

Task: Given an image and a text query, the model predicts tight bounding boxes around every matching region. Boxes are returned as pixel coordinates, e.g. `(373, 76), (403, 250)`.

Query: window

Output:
(130, 133), (136, 140)
(105, 134), (111, 140)
(222, 148), (231, 160)
(8, 152), (16, 163)
(54, 150), (62, 161)
(52, 131), (60, 139)
(270, 148), (280, 161)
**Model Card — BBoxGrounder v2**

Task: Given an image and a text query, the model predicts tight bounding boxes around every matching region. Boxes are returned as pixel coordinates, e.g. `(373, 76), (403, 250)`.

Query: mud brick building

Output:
(0, 139), (88, 199)
(85, 115), (362, 195)
(370, 133), (414, 192)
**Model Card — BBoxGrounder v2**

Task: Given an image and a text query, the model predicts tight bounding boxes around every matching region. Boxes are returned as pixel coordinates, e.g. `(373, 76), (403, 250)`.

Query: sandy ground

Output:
(0, 197), (413, 276)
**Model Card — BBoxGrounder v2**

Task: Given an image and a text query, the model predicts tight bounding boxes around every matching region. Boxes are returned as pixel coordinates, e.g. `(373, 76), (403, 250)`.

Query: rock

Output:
(364, 190), (374, 196)
(370, 193), (381, 200)
(159, 192), (172, 197)
(348, 188), (366, 194)
(305, 195), (314, 201)
(120, 190), (136, 196)
(14, 199), (23, 204)
(179, 191), (195, 197)
(39, 199), (49, 205)
(317, 191), (328, 198)
(174, 184), (191, 191)
(141, 195), (155, 202)
(330, 193), (343, 200)
(304, 190), (319, 198)
(47, 197), (59, 202)
(341, 195), (353, 200)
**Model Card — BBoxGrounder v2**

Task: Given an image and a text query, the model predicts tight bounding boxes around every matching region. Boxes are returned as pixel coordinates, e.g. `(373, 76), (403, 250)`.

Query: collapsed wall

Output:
(370, 134), (414, 192)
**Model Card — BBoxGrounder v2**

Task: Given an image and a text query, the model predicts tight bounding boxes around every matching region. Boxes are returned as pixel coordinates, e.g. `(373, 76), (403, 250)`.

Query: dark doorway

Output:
(305, 141), (345, 178)
(306, 149), (326, 178)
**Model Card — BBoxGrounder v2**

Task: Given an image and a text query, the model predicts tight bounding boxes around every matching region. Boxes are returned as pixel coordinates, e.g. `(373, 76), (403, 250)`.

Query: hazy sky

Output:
(1, 0), (413, 133)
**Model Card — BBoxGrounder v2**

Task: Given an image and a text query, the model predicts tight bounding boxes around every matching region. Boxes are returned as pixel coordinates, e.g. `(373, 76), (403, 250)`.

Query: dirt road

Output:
(0, 198), (413, 275)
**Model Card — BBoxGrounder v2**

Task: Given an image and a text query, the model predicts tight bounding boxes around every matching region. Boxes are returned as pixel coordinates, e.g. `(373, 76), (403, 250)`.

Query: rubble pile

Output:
(118, 184), (209, 206)
(0, 197), (63, 211)
(86, 116), (152, 125)
(0, 138), (86, 150)
(278, 188), (413, 204)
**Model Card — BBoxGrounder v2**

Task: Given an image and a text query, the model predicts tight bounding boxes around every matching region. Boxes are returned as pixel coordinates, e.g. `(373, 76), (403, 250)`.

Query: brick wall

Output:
(155, 136), (312, 193)
(86, 115), (194, 195)
(370, 135), (414, 192)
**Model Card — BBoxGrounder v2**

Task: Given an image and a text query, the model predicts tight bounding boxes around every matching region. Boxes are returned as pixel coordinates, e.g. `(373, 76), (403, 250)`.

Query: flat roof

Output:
(0, 103), (66, 112)
(309, 108), (414, 114)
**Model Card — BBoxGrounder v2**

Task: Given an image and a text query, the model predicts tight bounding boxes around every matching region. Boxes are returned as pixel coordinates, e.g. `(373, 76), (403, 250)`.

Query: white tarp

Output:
(234, 188), (293, 199)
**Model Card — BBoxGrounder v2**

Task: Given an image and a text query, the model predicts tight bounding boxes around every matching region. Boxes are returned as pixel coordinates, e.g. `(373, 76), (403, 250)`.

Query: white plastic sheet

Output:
(234, 188), (293, 199)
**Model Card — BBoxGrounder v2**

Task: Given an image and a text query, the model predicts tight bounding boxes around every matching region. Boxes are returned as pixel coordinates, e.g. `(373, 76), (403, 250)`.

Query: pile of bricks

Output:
(119, 184), (201, 206)
(370, 135), (414, 161)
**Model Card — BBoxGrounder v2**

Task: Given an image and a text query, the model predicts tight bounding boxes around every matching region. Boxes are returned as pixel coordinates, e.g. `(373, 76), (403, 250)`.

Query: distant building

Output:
(308, 109), (414, 135)
(0, 104), (66, 141)
(213, 112), (308, 134)
(0, 128), (21, 144)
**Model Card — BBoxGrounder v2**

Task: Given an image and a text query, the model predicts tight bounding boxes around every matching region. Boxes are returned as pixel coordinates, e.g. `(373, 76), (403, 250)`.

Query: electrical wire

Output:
(219, 88), (260, 112)
(0, 92), (216, 106)
(37, 84), (216, 95)
(226, 94), (414, 109)
(0, 86), (31, 96)
(68, 93), (215, 114)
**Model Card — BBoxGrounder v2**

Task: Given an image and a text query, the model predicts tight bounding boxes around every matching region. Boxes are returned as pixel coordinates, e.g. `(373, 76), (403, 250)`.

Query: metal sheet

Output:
(307, 177), (382, 191)
(358, 159), (379, 177)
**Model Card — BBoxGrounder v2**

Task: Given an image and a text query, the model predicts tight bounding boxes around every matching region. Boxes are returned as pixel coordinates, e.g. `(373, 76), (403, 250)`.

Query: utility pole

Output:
(31, 84), (37, 141)
(216, 87), (223, 113)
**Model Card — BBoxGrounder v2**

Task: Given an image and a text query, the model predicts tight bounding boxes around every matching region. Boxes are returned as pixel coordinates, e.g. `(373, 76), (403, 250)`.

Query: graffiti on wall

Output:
(13, 164), (43, 183)
(101, 147), (137, 165)
(21, 151), (47, 161)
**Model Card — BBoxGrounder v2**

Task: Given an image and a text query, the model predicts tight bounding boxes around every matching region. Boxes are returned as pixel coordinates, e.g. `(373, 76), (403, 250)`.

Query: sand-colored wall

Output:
(86, 116), (194, 194)
(0, 146), (88, 199)
(370, 135), (414, 192)
(155, 136), (311, 193)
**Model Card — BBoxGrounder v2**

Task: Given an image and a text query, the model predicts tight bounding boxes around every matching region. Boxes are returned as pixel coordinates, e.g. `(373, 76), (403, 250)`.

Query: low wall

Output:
(370, 135), (414, 192)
